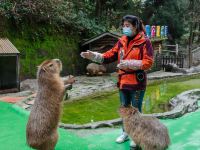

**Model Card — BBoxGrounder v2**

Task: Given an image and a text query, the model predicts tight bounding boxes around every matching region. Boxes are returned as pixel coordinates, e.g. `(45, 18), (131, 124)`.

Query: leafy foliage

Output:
(11, 33), (84, 79)
(0, 0), (105, 35)
(143, 0), (186, 41)
(0, 0), (199, 78)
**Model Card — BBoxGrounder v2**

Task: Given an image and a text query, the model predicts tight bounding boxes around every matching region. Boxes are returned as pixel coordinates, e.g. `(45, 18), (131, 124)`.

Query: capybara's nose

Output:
(54, 59), (61, 63)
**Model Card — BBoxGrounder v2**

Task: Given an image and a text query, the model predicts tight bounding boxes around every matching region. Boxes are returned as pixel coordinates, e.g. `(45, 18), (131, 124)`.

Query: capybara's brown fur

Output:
(26, 59), (66, 150)
(119, 106), (170, 150)
(86, 63), (106, 76)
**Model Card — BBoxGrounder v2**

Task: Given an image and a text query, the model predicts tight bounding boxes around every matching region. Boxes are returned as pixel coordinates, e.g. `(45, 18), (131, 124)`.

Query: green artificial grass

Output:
(61, 75), (200, 124)
(0, 102), (88, 150)
(1, 101), (200, 150)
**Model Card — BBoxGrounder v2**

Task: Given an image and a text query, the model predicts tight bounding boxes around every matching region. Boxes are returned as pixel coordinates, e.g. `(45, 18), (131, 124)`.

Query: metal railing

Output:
(151, 54), (184, 71)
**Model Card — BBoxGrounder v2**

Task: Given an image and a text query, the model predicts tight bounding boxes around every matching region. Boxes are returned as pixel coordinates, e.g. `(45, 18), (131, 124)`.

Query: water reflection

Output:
(143, 81), (170, 113)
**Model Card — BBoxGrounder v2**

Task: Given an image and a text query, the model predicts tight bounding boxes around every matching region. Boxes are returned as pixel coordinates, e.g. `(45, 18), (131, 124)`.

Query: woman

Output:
(80, 15), (154, 148)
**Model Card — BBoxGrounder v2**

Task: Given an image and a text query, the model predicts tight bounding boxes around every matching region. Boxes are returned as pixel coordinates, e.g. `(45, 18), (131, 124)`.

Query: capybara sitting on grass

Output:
(119, 106), (170, 150)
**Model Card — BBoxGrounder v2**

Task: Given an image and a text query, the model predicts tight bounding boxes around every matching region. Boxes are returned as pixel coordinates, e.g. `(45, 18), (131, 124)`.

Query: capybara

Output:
(86, 63), (106, 76)
(119, 106), (170, 150)
(26, 59), (68, 150)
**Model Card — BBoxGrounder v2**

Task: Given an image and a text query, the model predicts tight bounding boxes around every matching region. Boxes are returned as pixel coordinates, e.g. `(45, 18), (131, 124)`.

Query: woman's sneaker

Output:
(116, 132), (129, 143)
(130, 140), (136, 148)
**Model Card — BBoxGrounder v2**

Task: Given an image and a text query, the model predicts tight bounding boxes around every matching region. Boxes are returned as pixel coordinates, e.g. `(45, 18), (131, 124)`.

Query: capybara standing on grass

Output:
(26, 59), (67, 150)
(119, 106), (170, 150)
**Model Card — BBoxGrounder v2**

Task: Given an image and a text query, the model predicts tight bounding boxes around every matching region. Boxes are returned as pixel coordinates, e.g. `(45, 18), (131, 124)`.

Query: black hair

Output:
(122, 15), (145, 33)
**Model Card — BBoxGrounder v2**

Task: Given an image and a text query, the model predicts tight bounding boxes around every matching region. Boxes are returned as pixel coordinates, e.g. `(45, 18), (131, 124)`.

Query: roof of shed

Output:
(81, 31), (122, 46)
(0, 38), (20, 54)
(81, 32), (168, 47)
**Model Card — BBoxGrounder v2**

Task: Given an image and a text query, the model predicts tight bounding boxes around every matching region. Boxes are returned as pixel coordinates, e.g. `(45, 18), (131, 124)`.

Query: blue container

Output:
(161, 26), (165, 37)
(145, 25), (151, 38)
(164, 26), (168, 37)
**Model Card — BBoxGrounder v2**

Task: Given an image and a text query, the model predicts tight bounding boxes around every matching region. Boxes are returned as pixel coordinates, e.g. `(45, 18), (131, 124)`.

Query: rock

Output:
(20, 79), (38, 92)
(186, 65), (200, 73)
(164, 63), (187, 74)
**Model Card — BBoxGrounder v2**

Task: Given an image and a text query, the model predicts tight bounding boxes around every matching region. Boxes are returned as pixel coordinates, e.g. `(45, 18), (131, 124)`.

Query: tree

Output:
(0, 0), (105, 36)
(187, 0), (200, 67)
(142, 0), (166, 24)
(144, 0), (186, 41)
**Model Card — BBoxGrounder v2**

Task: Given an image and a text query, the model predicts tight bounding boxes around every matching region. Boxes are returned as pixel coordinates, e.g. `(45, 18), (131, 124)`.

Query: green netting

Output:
(1, 101), (200, 150)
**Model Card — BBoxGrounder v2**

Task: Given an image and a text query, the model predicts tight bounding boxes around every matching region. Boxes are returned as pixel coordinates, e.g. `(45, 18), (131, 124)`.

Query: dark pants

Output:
(119, 89), (145, 112)
(119, 89), (145, 132)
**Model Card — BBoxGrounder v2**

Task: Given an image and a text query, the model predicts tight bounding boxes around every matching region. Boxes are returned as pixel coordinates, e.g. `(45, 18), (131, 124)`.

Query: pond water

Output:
(143, 78), (200, 114)
(143, 80), (171, 113)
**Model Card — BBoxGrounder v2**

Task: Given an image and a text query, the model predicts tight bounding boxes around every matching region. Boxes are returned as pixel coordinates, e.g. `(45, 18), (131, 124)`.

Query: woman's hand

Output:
(80, 50), (96, 60)
(117, 60), (142, 70)
(80, 50), (104, 63)
(117, 60), (129, 70)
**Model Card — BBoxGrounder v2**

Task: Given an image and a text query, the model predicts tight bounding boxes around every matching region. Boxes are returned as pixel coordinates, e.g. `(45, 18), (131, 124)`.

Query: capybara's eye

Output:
(49, 64), (53, 67)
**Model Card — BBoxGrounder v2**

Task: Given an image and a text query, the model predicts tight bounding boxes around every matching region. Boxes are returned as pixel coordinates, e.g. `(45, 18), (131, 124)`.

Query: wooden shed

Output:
(0, 38), (20, 94)
(81, 32), (121, 73)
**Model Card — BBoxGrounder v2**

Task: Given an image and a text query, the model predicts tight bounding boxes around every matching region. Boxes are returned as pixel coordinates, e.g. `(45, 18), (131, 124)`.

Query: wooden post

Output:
(188, 0), (194, 68)
(176, 44), (179, 55)
(162, 55), (164, 70)
(181, 55), (184, 68)
(16, 54), (20, 92)
(158, 44), (162, 54)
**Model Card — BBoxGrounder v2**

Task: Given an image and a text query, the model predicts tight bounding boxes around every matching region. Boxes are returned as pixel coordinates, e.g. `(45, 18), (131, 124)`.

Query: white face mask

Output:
(122, 27), (133, 37)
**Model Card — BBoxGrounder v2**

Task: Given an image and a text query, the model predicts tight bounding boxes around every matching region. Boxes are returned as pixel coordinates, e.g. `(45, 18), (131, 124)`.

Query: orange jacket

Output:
(102, 32), (154, 90)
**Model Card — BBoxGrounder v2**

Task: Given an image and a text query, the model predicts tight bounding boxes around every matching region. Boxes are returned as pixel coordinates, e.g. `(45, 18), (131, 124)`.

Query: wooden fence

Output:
(151, 54), (184, 71)
(161, 55), (184, 69)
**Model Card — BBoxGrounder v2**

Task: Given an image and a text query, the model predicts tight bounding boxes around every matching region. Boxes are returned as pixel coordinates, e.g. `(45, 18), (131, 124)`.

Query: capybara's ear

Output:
(131, 107), (138, 115)
(41, 66), (47, 72)
(37, 65), (47, 72)
(126, 108), (133, 115)
(37, 66), (46, 77)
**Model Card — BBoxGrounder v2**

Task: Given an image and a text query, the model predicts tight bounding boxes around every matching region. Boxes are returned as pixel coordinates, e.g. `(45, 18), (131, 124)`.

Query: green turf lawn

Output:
(61, 75), (200, 124)
(1, 101), (200, 150)
(0, 102), (88, 150)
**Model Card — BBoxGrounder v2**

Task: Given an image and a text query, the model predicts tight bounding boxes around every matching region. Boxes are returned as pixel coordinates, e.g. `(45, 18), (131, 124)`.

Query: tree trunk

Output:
(189, 22), (193, 68)
(192, 21), (198, 43)
(198, 22), (200, 42)
(95, 0), (102, 19)
(188, 0), (194, 68)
